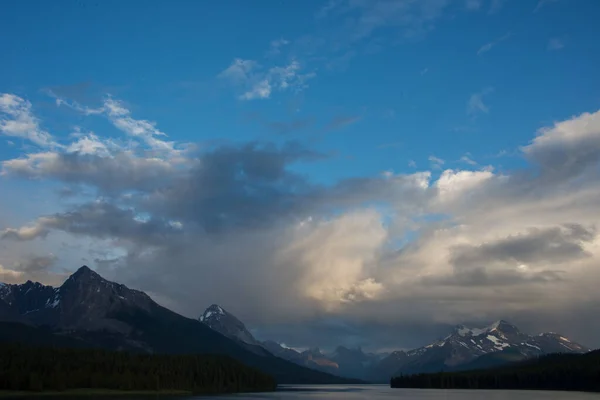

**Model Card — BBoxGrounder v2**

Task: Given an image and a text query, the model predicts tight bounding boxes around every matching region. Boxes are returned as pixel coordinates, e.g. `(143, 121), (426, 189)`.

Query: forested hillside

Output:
(0, 344), (276, 394)
(391, 349), (600, 392)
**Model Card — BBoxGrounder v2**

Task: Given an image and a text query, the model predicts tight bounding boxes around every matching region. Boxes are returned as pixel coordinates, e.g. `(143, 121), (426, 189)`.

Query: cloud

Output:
(460, 154), (477, 165)
(0, 94), (56, 147)
(428, 155), (445, 169)
(0, 255), (67, 286)
(5, 93), (600, 348)
(1, 96), (185, 194)
(267, 38), (290, 56)
(477, 32), (511, 55)
(521, 109), (600, 182)
(219, 59), (315, 100)
(467, 87), (494, 116)
(547, 37), (566, 51)
(323, 0), (452, 41)
(450, 224), (595, 269)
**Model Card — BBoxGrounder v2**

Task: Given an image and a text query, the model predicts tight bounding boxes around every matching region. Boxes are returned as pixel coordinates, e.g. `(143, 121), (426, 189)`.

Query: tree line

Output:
(0, 344), (276, 394)
(391, 350), (600, 392)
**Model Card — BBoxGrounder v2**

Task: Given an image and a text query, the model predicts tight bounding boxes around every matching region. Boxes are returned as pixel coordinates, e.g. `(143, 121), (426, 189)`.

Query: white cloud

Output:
(0, 93), (55, 147)
(267, 38), (290, 56)
(460, 154), (477, 165)
(218, 58), (259, 83)
(467, 87), (494, 116)
(434, 169), (494, 204)
(427, 155), (446, 169)
(240, 80), (272, 100)
(219, 59), (315, 101)
(428, 155), (445, 169)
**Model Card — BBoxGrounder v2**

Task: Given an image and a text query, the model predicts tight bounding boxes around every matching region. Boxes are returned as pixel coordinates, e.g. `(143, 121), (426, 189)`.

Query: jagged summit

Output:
(199, 304), (261, 347)
(199, 304), (226, 322)
(453, 320), (519, 338)
(68, 265), (102, 282)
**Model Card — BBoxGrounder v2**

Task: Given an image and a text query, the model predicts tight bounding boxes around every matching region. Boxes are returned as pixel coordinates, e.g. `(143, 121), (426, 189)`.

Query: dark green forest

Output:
(0, 344), (276, 394)
(391, 350), (600, 392)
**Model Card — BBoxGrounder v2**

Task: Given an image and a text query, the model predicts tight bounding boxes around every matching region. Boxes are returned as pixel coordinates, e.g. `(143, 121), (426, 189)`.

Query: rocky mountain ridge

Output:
(197, 304), (590, 382)
(0, 266), (360, 384)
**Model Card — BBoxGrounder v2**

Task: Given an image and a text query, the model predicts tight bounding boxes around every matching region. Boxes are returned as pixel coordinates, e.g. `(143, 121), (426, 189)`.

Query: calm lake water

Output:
(16, 385), (598, 400)
(209, 385), (600, 399)
(9, 385), (600, 399)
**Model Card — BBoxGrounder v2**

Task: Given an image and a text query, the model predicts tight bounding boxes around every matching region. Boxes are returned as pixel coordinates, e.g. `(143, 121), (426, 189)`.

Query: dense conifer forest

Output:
(391, 349), (600, 392)
(0, 344), (276, 394)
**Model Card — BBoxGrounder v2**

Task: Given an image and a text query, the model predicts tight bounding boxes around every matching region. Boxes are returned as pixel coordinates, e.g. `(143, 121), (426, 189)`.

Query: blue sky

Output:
(2, 0), (600, 349)
(2, 0), (599, 184)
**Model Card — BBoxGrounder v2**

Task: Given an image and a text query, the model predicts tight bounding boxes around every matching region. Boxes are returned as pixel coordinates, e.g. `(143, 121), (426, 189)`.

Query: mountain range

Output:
(0, 266), (357, 384)
(198, 304), (589, 382)
(0, 266), (590, 384)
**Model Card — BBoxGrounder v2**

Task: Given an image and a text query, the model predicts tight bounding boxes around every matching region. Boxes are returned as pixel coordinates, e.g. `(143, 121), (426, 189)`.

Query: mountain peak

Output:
(487, 320), (519, 335)
(198, 304), (261, 348)
(63, 265), (108, 287)
(199, 304), (226, 322)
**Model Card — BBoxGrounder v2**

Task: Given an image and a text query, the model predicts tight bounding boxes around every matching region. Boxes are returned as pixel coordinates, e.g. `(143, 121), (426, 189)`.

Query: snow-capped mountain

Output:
(199, 304), (262, 347)
(196, 307), (590, 383)
(376, 320), (589, 379)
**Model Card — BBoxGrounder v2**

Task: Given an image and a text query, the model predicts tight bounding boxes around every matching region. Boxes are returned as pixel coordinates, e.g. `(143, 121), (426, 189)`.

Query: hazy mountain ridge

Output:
(197, 304), (589, 382)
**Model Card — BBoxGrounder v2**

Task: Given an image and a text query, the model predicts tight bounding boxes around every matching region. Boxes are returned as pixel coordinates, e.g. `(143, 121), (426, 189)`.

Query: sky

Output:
(1, 0), (600, 351)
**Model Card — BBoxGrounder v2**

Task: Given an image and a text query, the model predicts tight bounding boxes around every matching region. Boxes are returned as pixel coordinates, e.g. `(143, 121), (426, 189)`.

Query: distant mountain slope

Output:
(196, 304), (590, 383)
(0, 266), (359, 384)
(198, 304), (271, 357)
(391, 349), (600, 392)
(377, 320), (589, 380)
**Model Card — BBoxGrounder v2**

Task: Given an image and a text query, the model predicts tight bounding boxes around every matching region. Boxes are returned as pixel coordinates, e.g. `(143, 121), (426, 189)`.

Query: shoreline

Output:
(0, 389), (193, 397)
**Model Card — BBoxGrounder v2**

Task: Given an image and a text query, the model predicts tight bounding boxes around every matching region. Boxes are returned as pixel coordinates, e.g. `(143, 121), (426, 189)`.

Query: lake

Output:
(5, 385), (600, 399)
(13, 385), (598, 399)
(212, 385), (600, 399)
(221, 385), (600, 399)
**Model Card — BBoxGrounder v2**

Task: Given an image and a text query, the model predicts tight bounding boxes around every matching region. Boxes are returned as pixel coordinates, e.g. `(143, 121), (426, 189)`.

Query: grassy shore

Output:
(0, 389), (193, 397)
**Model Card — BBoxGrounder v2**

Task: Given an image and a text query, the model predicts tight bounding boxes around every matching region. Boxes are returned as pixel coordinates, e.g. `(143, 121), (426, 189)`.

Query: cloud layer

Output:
(2, 92), (600, 350)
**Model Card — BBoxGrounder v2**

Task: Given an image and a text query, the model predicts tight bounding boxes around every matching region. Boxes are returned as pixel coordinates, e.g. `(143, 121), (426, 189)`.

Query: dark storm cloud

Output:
(2, 202), (181, 245)
(144, 141), (326, 233)
(522, 111), (600, 182)
(2, 151), (179, 195)
(450, 224), (595, 267)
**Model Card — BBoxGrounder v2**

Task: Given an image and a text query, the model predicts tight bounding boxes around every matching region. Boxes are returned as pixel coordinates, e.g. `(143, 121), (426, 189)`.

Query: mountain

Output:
(376, 320), (589, 380)
(0, 266), (359, 384)
(329, 346), (382, 380)
(196, 304), (589, 383)
(199, 305), (344, 375)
